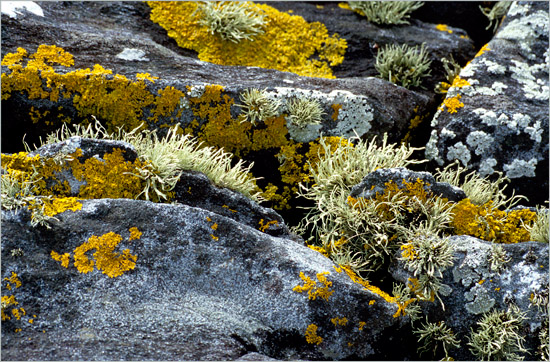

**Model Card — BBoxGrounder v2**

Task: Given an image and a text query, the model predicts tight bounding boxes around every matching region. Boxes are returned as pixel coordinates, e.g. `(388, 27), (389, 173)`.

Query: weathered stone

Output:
(390, 235), (549, 361)
(1, 198), (412, 360)
(425, 1), (549, 205)
(349, 167), (466, 202)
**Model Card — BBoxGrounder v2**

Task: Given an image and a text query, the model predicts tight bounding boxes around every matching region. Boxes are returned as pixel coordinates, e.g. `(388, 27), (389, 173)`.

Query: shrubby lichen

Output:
(347, 1), (423, 25)
(375, 43), (432, 89)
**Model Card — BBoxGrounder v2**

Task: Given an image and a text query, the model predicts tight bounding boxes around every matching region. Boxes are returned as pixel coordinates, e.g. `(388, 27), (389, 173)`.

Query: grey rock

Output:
(349, 167), (466, 202)
(1, 198), (412, 360)
(390, 235), (549, 361)
(425, 1), (549, 205)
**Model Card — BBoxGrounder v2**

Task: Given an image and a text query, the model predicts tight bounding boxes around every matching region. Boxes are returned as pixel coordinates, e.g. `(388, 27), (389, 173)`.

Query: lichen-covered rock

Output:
(425, 1), (549, 204)
(349, 167), (466, 202)
(1, 198), (413, 360)
(390, 235), (549, 361)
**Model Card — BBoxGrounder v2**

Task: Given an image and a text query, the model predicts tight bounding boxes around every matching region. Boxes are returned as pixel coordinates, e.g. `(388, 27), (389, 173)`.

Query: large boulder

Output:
(390, 235), (549, 361)
(425, 1), (549, 204)
(2, 197), (413, 360)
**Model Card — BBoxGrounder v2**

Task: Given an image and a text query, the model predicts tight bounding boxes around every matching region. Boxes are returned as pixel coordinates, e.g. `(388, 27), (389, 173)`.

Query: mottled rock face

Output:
(390, 235), (549, 361)
(1, 198), (411, 361)
(350, 167), (466, 202)
(426, 1), (549, 204)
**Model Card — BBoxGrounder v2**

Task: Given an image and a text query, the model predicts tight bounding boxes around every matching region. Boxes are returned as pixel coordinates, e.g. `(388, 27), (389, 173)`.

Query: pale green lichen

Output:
(414, 318), (460, 360)
(527, 205), (549, 243)
(467, 304), (527, 360)
(237, 88), (280, 125)
(480, 1), (513, 33)
(193, 1), (267, 43)
(375, 43), (432, 89)
(347, 1), (423, 25)
(286, 97), (325, 128)
(488, 244), (511, 274)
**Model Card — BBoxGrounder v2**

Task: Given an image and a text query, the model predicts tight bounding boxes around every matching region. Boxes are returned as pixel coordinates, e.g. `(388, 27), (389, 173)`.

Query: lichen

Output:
(305, 323), (323, 345)
(52, 231), (137, 278)
(293, 271), (334, 301)
(147, 1), (347, 78)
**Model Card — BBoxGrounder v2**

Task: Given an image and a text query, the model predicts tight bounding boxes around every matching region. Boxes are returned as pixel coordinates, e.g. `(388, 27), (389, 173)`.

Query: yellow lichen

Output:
(340, 265), (396, 304)
(439, 94), (464, 114)
(436, 24), (453, 34)
(293, 271), (334, 301)
(450, 198), (536, 243)
(358, 321), (366, 330)
(305, 323), (323, 345)
(475, 43), (491, 57)
(3, 272), (22, 289)
(53, 231), (137, 277)
(147, 1), (346, 78)
(330, 316), (349, 326)
(129, 227), (142, 241)
(42, 197), (82, 217)
(258, 218), (278, 232)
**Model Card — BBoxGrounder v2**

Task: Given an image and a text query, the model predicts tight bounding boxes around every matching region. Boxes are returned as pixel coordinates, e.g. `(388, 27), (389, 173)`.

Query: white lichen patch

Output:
(503, 158), (538, 178)
(446, 141), (471, 166)
(466, 131), (493, 156)
(1, 1), (43, 18)
(478, 158), (498, 177)
(265, 87), (375, 142)
(440, 127), (456, 140)
(115, 48), (150, 62)
(425, 130), (442, 165)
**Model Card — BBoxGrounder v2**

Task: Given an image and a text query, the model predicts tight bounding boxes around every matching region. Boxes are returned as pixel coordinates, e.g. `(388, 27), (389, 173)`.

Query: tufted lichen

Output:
(346, 1), (423, 25)
(375, 43), (432, 89)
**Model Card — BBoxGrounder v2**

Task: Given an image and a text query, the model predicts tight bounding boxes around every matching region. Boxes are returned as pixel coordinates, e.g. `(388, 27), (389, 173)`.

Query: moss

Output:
(147, 1), (346, 79)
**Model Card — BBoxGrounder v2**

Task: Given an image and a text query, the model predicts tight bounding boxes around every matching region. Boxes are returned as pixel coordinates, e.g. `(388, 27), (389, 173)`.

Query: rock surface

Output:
(390, 235), (549, 361)
(426, 1), (549, 205)
(2, 198), (412, 361)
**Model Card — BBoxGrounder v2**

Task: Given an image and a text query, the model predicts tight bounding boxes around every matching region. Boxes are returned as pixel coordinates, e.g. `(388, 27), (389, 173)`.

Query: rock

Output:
(1, 198), (412, 360)
(0, 0), (475, 154)
(349, 167), (466, 202)
(390, 235), (549, 361)
(425, 1), (549, 205)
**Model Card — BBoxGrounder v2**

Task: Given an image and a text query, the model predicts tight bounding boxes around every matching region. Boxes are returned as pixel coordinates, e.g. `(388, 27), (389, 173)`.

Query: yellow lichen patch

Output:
(340, 265), (396, 304)
(136, 73), (159, 83)
(211, 234), (219, 241)
(71, 148), (147, 200)
(439, 94), (464, 114)
(293, 271), (334, 301)
(308, 244), (330, 257)
(51, 251), (71, 268)
(1, 295), (19, 321)
(358, 321), (366, 331)
(305, 323), (323, 345)
(42, 197), (82, 217)
(211, 223), (218, 231)
(407, 277), (434, 302)
(450, 198), (536, 243)
(436, 24), (453, 34)
(222, 205), (237, 213)
(475, 43), (491, 57)
(330, 316), (349, 326)
(149, 86), (186, 123)
(258, 219), (279, 232)
(4, 272), (22, 289)
(369, 300), (375, 305)
(1, 45), (161, 133)
(393, 297), (417, 318)
(400, 243), (417, 260)
(53, 231), (137, 277)
(147, 2), (346, 78)
(129, 227), (142, 241)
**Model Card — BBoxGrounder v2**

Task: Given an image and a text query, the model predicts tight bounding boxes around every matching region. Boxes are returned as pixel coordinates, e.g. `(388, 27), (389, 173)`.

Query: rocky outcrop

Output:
(426, 1), (549, 204)
(390, 235), (549, 361)
(1, 197), (412, 361)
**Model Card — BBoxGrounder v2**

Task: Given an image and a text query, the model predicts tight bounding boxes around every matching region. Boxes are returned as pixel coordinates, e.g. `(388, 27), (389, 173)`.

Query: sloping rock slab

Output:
(1, 199), (412, 360)
(390, 235), (549, 361)
(1, 1), (463, 152)
(426, 1), (549, 204)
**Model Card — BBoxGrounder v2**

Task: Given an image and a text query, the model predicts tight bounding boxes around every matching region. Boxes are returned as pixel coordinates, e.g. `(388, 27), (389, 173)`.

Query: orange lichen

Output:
(129, 227), (142, 241)
(436, 24), (453, 34)
(52, 231), (137, 278)
(293, 271), (334, 301)
(450, 199), (536, 243)
(331, 103), (343, 121)
(258, 219), (279, 232)
(475, 43), (491, 57)
(358, 321), (367, 330)
(330, 316), (349, 326)
(3, 272), (22, 289)
(340, 265), (396, 304)
(50, 251), (71, 268)
(305, 323), (323, 345)
(439, 94), (464, 114)
(147, 1), (346, 78)
(42, 197), (82, 217)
